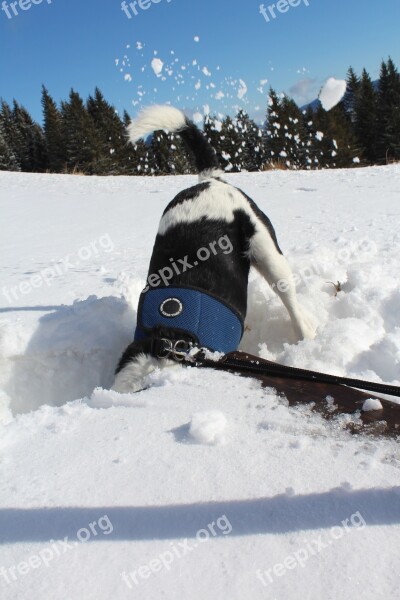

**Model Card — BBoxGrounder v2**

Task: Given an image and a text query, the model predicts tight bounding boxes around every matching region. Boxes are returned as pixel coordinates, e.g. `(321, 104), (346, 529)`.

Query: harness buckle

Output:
(156, 338), (194, 362)
(172, 339), (192, 361)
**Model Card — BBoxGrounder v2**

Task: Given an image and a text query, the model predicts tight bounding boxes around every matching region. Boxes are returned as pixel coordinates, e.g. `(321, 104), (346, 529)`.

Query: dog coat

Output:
(134, 286), (243, 354)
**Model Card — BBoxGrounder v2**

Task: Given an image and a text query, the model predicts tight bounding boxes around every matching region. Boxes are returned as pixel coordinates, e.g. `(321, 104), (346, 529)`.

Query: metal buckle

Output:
(156, 338), (173, 359)
(156, 338), (193, 361)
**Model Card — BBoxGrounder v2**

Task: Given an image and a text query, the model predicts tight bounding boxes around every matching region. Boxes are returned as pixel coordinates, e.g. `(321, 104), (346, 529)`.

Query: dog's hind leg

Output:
(249, 225), (316, 340)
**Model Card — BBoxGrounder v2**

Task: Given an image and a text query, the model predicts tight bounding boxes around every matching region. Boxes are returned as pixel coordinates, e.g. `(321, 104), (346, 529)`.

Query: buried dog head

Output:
(112, 106), (315, 393)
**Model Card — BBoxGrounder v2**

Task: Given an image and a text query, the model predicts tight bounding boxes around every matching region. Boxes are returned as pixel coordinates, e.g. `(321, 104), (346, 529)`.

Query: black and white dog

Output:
(112, 106), (315, 393)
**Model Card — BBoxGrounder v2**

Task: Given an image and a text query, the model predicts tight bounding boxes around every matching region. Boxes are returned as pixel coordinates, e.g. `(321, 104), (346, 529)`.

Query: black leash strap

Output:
(191, 351), (400, 399)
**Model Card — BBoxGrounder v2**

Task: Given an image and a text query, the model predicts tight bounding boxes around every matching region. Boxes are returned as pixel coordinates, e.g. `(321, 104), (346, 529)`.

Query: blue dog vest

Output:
(134, 286), (243, 354)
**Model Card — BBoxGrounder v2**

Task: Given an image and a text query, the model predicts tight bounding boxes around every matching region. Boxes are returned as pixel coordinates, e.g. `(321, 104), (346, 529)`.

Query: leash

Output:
(203, 352), (400, 398)
(155, 337), (400, 399)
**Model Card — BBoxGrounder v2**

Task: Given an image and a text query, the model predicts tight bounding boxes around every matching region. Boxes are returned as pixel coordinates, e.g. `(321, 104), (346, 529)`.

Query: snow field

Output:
(0, 167), (399, 600)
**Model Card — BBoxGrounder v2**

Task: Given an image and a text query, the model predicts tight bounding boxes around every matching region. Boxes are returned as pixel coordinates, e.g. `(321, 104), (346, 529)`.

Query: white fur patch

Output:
(111, 353), (180, 394)
(128, 105), (187, 142)
(158, 180), (265, 236)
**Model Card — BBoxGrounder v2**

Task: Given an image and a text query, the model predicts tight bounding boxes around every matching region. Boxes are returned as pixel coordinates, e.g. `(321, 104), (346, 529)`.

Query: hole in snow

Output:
(1, 296), (135, 417)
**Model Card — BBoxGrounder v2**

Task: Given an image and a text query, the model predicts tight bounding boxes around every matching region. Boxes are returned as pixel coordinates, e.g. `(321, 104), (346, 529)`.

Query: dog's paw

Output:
(294, 316), (316, 341)
(300, 323), (316, 341)
(299, 321), (316, 340)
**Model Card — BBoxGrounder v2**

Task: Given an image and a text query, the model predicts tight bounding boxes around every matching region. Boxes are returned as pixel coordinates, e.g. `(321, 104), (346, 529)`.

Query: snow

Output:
(188, 410), (227, 445)
(319, 77), (347, 111)
(0, 167), (400, 599)
(151, 57), (164, 76)
(237, 79), (248, 100)
(362, 398), (384, 412)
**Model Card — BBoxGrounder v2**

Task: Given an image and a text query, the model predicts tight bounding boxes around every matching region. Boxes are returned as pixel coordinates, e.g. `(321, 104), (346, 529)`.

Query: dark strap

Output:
(190, 350), (400, 399)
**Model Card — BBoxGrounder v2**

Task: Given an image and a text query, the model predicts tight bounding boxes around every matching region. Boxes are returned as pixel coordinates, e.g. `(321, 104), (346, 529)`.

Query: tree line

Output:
(1, 58), (399, 175)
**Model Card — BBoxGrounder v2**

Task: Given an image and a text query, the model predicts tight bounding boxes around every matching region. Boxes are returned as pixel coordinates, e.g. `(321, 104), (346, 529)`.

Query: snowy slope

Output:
(0, 168), (399, 600)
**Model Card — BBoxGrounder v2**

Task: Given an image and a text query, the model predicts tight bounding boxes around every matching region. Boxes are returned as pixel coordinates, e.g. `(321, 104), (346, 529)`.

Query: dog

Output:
(112, 105), (315, 393)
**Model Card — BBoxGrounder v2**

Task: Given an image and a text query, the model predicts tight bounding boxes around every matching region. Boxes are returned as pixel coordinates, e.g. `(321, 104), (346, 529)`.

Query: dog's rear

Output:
(112, 106), (315, 393)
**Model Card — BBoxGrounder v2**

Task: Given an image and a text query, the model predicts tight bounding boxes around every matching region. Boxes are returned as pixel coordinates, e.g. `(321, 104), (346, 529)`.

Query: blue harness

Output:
(134, 286), (243, 354)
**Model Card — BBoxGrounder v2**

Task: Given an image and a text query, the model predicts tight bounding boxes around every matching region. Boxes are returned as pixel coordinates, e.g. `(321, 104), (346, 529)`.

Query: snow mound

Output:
(189, 410), (228, 445)
(362, 398), (384, 412)
(0, 295), (135, 417)
(88, 387), (147, 409)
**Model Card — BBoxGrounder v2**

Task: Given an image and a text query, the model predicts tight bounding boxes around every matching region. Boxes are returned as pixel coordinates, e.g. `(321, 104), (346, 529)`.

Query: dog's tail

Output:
(127, 105), (221, 179)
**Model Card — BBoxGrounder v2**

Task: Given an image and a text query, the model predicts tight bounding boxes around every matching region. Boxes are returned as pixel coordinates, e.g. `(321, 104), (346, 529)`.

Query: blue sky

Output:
(1, 0), (399, 124)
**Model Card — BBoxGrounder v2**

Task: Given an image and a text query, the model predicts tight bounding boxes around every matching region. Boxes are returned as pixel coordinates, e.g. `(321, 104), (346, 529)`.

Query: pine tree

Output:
(264, 88), (287, 166)
(0, 116), (20, 171)
(87, 88), (129, 174)
(216, 116), (242, 171)
(301, 106), (326, 169)
(312, 102), (358, 168)
(148, 130), (173, 174)
(343, 67), (360, 123)
(120, 110), (151, 174)
(132, 139), (153, 175)
(41, 86), (65, 172)
(328, 102), (359, 167)
(307, 104), (333, 168)
(32, 122), (48, 171)
(61, 89), (100, 173)
(354, 69), (379, 164)
(123, 110), (131, 128)
(279, 96), (308, 168)
(264, 90), (308, 169)
(169, 133), (192, 174)
(203, 114), (223, 160)
(0, 100), (19, 163)
(235, 110), (264, 171)
(377, 57), (400, 163)
(12, 101), (47, 172)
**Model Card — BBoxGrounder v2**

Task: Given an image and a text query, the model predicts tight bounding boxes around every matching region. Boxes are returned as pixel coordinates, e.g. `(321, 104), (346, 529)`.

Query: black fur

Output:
(179, 119), (220, 172)
(147, 212), (255, 319)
